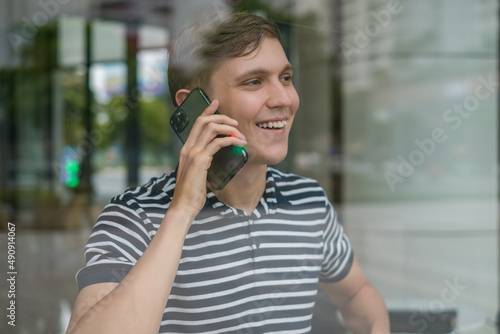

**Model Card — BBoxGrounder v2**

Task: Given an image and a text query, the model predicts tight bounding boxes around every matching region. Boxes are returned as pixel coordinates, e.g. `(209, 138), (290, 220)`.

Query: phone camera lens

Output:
(171, 109), (189, 132)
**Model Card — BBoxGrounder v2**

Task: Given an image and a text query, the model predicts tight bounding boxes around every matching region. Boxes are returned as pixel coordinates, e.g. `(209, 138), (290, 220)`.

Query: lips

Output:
(256, 120), (287, 129)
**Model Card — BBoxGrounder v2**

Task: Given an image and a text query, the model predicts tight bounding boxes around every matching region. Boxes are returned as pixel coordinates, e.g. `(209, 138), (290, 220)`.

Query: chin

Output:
(248, 143), (289, 166)
(264, 149), (288, 166)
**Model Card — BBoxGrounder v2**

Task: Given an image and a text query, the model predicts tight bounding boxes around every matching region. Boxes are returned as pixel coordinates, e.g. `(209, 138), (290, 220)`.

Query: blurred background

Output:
(0, 0), (498, 333)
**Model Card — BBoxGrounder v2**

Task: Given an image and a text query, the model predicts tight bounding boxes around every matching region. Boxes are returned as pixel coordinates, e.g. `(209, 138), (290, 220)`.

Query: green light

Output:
(65, 159), (80, 188)
(66, 174), (80, 188)
(65, 159), (79, 173)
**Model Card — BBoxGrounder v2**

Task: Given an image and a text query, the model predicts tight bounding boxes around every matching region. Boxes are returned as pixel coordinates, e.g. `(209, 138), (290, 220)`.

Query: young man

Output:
(67, 12), (390, 334)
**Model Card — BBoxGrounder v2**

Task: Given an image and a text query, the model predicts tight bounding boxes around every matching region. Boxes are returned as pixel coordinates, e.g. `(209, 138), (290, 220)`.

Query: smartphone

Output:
(170, 88), (248, 190)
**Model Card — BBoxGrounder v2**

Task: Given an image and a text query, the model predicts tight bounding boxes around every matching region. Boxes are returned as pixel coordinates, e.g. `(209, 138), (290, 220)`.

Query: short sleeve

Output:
(319, 201), (354, 282)
(76, 199), (153, 291)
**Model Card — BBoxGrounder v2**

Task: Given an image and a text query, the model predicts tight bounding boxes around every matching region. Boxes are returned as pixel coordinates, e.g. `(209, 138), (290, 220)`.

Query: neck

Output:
(210, 164), (267, 216)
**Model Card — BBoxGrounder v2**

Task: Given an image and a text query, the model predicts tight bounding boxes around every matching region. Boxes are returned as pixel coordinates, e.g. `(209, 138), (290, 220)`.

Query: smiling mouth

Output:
(257, 120), (287, 129)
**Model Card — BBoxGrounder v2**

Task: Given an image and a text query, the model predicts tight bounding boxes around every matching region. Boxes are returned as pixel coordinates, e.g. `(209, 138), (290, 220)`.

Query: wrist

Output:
(162, 203), (197, 232)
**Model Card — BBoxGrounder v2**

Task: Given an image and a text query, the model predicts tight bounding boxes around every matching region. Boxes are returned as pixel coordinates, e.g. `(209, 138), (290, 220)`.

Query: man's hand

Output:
(170, 99), (247, 219)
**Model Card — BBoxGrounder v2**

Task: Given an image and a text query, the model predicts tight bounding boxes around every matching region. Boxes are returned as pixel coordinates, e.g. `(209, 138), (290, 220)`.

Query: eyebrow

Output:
(234, 63), (294, 82)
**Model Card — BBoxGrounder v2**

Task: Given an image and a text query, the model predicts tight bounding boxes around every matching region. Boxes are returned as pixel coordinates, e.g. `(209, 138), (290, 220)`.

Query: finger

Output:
(181, 126), (247, 161)
(200, 135), (248, 158)
(200, 99), (219, 116)
(184, 114), (244, 149)
(196, 114), (239, 131)
(181, 128), (246, 167)
(197, 122), (246, 145)
(197, 99), (239, 132)
(177, 135), (246, 186)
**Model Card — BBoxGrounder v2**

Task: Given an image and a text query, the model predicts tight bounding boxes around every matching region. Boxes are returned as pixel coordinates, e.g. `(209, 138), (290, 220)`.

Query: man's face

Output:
(207, 37), (300, 166)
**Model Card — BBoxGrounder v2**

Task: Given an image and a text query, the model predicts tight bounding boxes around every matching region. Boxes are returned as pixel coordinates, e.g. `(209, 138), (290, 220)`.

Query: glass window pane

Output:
(138, 25), (169, 49)
(137, 49), (174, 183)
(58, 15), (85, 67)
(342, 0), (498, 326)
(1, 1), (498, 333)
(90, 62), (128, 202)
(91, 19), (126, 62)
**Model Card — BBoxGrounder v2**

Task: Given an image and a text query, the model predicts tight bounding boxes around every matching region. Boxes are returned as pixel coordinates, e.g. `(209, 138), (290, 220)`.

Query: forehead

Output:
(214, 38), (291, 79)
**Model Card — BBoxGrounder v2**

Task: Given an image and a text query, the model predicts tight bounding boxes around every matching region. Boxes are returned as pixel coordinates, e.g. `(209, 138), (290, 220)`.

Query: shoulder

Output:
(268, 167), (328, 206)
(268, 166), (321, 187)
(88, 171), (177, 247)
(110, 170), (176, 209)
(96, 170), (177, 228)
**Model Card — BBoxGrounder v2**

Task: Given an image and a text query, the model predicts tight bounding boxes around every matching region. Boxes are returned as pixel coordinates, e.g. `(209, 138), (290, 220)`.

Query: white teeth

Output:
(257, 120), (287, 129)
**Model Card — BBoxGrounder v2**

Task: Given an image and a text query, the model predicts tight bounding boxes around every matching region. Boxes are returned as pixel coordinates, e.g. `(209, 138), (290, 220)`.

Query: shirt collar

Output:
(203, 167), (290, 218)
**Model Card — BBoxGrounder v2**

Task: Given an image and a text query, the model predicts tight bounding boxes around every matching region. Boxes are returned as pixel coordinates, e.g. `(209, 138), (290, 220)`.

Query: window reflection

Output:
(0, 0), (498, 333)
(92, 19), (126, 62)
(137, 49), (173, 183)
(90, 62), (128, 202)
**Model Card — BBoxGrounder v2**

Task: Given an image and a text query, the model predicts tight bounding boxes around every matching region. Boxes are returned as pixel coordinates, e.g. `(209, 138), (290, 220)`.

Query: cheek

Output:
(229, 96), (260, 123)
(290, 89), (300, 112)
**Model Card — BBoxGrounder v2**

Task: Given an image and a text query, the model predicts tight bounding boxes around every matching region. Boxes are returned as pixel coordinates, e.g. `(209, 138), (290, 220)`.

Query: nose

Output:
(266, 79), (294, 109)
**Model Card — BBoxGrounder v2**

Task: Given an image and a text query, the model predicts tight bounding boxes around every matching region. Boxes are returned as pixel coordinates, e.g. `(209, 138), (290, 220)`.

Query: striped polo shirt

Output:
(77, 167), (353, 333)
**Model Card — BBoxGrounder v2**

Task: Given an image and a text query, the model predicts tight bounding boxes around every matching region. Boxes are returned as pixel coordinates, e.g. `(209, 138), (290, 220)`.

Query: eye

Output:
(281, 74), (293, 83)
(245, 79), (261, 86)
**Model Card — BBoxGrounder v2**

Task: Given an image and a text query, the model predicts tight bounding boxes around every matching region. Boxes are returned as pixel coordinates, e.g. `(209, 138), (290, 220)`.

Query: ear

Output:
(175, 89), (191, 106)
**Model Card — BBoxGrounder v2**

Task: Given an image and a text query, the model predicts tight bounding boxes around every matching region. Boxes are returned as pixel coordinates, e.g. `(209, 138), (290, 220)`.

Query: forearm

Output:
(68, 208), (193, 334)
(340, 281), (390, 334)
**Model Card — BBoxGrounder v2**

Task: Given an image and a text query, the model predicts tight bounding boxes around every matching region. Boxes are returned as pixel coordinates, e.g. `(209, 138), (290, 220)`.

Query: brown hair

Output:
(168, 12), (282, 106)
